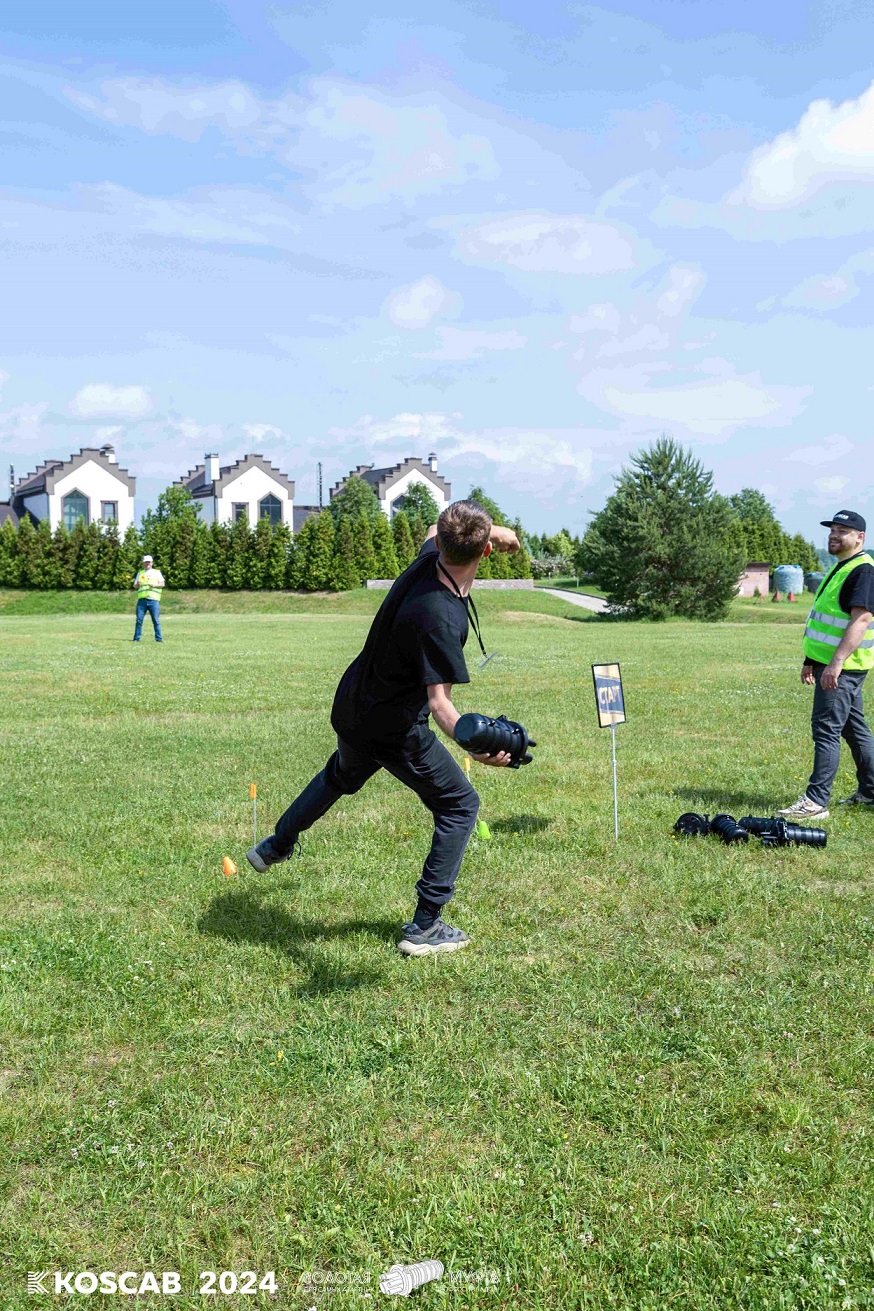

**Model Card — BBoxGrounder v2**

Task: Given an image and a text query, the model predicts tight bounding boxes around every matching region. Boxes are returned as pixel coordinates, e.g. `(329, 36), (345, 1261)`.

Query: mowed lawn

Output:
(1, 595), (873, 1309)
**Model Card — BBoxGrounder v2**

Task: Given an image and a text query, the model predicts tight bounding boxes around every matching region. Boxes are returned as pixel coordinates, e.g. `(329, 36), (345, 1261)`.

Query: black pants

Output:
(273, 730), (480, 906)
(807, 665), (874, 806)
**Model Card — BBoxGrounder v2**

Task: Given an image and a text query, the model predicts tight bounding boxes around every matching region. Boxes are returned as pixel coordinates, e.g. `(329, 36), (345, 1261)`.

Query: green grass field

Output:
(2, 594), (873, 1309)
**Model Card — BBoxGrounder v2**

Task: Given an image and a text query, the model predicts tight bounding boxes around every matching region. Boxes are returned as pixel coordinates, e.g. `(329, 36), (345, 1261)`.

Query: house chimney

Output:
(427, 452), (438, 473)
(100, 443), (117, 464)
(205, 453), (220, 485)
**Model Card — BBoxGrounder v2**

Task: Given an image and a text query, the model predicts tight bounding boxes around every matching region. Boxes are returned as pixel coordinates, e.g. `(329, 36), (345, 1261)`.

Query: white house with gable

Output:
(11, 445), (136, 532)
(331, 454), (451, 518)
(175, 454), (295, 526)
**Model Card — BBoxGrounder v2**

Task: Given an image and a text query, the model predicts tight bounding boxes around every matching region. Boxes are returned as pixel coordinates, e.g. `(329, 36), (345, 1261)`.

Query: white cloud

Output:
(242, 423), (288, 444)
(729, 80), (874, 210)
(450, 212), (637, 275)
(570, 303), (622, 334)
(70, 384), (152, 419)
(655, 264), (705, 318)
(92, 183), (301, 247)
(386, 276), (454, 330)
(788, 434), (853, 467)
(814, 475), (850, 497)
(65, 78), (262, 141)
(780, 249), (873, 311)
(417, 327), (527, 360)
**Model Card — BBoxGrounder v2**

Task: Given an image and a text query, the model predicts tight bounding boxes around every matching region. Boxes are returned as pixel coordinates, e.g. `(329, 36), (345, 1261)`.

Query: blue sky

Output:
(1, 0), (872, 538)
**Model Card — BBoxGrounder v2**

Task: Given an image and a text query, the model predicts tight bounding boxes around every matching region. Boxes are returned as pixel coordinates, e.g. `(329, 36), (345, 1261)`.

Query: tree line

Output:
(0, 475), (531, 591)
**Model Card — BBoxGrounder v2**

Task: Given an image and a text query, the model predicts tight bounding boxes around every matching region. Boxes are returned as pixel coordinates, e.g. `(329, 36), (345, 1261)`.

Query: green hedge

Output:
(0, 507), (532, 592)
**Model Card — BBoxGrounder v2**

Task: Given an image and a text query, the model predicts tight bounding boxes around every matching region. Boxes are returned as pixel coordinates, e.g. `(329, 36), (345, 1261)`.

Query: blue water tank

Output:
(773, 564), (804, 595)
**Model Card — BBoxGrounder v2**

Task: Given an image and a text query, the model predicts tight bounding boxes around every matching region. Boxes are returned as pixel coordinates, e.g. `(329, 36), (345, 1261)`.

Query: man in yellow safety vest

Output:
(779, 509), (874, 819)
(132, 553), (165, 643)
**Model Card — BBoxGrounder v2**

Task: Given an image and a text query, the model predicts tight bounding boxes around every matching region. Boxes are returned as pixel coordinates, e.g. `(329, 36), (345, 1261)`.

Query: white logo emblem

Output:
(27, 1273), (51, 1295)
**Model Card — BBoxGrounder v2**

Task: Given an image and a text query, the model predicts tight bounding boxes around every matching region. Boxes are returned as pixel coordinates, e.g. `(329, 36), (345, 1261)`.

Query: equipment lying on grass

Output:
(710, 813), (750, 845)
(673, 812), (827, 849)
(379, 1259), (444, 1297)
(221, 856), (237, 877)
(454, 713), (535, 768)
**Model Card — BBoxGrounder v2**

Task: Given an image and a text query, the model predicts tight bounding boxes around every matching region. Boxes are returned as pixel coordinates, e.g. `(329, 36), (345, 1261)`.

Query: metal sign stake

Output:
(611, 723), (619, 841)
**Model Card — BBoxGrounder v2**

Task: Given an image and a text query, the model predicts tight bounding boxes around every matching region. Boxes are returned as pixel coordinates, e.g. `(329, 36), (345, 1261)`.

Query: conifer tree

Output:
(32, 519), (58, 588)
(207, 520), (229, 587)
(401, 481), (440, 526)
(0, 517), (21, 585)
(167, 515), (195, 588)
(73, 522), (101, 589)
(53, 524), (76, 589)
(408, 512), (427, 552)
(329, 474), (382, 528)
(331, 519), (360, 591)
(266, 522), (291, 589)
(303, 511), (335, 590)
(16, 516), (40, 587)
(224, 514), (251, 590)
(247, 514), (273, 589)
(96, 523), (120, 590)
(372, 513), (399, 579)
(188, 521), (213, 589)
(352, 512), (378, 583)
(581, 437), (745, 620)
(114, 524), (141, 590)
(288, 518), (314, 590)
(392, 509), (415, 570)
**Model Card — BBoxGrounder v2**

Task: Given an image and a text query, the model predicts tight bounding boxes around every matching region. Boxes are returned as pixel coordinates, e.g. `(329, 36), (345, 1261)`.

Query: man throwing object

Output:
(780, 509), (874, 819)
(247, 500), (522, 955)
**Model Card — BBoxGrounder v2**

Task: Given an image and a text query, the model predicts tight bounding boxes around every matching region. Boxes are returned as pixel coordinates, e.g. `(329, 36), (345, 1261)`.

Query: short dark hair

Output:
(437, 500), (492, 564)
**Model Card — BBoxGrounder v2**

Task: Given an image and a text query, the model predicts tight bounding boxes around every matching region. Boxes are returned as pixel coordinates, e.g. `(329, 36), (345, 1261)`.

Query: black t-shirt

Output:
(331, 539), (470, 748)
(805, 552), (874, 666)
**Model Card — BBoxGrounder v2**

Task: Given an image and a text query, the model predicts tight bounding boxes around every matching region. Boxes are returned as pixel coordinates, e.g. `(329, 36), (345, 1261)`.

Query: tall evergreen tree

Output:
(246, 514), (273, 589)
(33, 518), (58, 588)
(468, 486), (507, 525)
(0, 518), (21, 585)
(224, 514), (252, 590)
(288, 518), (314, 590)
(114, 524), (141, 590)
(167, 515), (195, 588)
(96, 523), (120, 590)
(266, 522), (291, 589)
(188, 521), (213, 588)
(206, 520), (229, 588)
(392, 510), (415, 570)
(372, 513), (399, 579)
(408, 511), (427, 552)
(580, 437), (745, 620)
(331, 519), (360, 591)
(74, 522), (101, 589)
(303, 510), (335, 590)
(352, 512), (378, 583)
(53, 524), (77, 589)
(15, 516), (40, 587)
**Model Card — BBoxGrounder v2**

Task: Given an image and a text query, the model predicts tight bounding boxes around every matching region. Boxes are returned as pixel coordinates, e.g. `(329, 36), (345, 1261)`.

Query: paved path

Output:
(541, 587), (611, 613)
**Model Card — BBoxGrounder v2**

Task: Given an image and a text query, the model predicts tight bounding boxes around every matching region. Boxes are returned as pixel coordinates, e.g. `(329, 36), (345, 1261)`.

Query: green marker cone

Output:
(476, 819), (492, 840)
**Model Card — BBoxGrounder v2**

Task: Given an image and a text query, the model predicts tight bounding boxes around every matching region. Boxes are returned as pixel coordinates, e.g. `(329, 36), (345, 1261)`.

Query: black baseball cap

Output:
(821, 510), (866, 532)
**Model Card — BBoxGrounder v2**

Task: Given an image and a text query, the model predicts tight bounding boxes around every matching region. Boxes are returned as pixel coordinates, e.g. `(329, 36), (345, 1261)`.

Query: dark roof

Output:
(176, 453), (295, 499)
(293, 505), (320, 533)
(330, 456), (451, 502)
(0, 503), (19, 527)
(14, 448), (135, 497)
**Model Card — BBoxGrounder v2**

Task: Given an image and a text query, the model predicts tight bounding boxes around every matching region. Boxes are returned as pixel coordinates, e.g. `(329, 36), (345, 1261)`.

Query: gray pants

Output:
(807, 665), (874, 805)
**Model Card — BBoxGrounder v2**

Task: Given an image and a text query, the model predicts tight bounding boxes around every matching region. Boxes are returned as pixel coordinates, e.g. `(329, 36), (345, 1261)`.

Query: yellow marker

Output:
(250, 783), (257, 800)
(463, 755), (491, 839)
(222, 856), (237, 877)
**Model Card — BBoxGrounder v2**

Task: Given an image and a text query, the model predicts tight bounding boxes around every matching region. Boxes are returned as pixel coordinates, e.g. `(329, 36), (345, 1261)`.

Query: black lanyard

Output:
(437, 558), (488, 661)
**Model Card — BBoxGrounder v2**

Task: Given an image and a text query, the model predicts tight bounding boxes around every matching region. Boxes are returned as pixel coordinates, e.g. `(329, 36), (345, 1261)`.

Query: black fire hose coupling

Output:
(761, 820), (827, 849)
(710, 813), (750, 845)
(454, 712), (536, 769)
(673, 813), (711, 837)
(738, 816), (777, 836)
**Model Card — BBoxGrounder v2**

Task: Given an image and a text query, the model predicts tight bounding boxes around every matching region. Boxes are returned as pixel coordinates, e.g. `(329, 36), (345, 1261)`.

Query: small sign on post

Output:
(592, 663), (626, 840)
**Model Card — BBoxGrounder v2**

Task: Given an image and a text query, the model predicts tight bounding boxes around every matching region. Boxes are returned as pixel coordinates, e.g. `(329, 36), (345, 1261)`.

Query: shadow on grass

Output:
(489, 814), (551, 835)
(674, 787), (780, 815)
(198, 888), (397, 995)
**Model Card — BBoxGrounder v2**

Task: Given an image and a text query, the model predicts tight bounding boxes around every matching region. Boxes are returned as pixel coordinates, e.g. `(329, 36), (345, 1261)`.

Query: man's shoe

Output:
(246, 836), (297, 872)
(397, 919), (470, 957)
(777, 796), (830, 820)
(838, 791), (874, 806)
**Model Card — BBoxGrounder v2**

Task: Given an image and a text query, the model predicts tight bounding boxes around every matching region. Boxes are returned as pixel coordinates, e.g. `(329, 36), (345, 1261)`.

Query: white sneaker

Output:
(777, 796), (830, 820)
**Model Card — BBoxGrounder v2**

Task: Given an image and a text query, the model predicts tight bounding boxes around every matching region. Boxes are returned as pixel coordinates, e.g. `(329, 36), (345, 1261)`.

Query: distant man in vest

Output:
(780, 510), (874, 819)
(132, 554), (165, 643)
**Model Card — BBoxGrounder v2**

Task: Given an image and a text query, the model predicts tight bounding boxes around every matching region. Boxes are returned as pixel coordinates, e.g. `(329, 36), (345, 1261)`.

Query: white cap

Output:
(142, 554), (153, 563)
